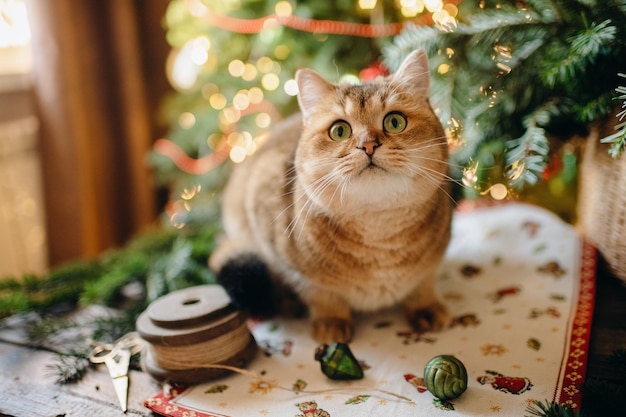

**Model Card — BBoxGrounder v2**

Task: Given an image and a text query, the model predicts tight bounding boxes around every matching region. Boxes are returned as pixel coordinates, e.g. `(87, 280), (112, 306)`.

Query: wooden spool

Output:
(136, 285), (257, 385)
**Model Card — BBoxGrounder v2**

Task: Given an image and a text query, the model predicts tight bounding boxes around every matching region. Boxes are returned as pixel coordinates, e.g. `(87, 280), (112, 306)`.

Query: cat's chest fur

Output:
(278, 190), (449, 310)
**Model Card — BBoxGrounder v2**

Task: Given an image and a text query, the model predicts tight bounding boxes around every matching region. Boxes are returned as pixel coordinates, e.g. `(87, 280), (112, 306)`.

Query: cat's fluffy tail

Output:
(215, 252), (277, 317)
(210, 244), (305, 318)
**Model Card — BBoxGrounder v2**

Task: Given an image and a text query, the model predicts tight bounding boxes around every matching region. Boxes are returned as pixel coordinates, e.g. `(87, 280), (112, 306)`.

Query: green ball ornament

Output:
(423, 355), (468, 401)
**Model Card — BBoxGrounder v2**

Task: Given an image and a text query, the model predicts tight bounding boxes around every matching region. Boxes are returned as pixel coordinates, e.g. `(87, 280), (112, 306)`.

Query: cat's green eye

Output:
(383, 112), (407, 133)
(329, 120), (352, 141)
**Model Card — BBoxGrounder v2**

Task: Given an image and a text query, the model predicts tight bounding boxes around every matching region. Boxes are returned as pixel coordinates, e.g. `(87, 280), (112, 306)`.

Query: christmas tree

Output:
(384, 0), (626, 199)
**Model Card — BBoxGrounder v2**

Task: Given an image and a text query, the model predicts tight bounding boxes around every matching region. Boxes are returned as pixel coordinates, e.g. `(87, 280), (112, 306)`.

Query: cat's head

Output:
(294, 50), (448, 213)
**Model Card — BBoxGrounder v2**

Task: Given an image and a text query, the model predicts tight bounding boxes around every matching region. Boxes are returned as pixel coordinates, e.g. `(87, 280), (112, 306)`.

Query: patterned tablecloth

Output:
(145, 203), (596, 417)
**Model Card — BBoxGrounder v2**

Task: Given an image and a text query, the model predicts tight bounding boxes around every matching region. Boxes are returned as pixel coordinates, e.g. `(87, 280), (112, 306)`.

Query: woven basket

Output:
(578, 116), (626, 282)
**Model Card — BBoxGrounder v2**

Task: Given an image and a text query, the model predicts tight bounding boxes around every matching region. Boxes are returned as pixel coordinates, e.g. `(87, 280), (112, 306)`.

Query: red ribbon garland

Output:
(155, 101), (283, 175)
(197, 5), (412, 38)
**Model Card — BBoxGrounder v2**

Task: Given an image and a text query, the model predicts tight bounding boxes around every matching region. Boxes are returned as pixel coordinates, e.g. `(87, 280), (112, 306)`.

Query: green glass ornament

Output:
(314, 343), (364, 380)
(423, 355), (468, 401)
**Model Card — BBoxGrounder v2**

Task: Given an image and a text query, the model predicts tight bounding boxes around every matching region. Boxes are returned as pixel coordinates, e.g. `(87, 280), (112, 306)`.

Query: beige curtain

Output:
(26, 0), (171, 266)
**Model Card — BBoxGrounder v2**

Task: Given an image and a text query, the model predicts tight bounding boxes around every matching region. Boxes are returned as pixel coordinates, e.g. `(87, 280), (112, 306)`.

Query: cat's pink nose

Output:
(359, 140), (380, 156)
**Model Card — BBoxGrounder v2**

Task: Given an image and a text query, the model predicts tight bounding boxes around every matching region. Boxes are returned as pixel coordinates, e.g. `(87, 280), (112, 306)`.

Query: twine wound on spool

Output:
(148, 323), (251, 371)
(136, 285), (257, 385)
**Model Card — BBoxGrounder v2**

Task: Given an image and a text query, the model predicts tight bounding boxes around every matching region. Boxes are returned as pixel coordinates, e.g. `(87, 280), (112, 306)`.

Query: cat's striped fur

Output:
(210, 50), (452, 343)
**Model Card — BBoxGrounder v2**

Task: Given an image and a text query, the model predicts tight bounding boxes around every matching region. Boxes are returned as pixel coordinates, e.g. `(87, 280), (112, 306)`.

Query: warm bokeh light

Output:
(274, 44), (290, 60)
(437, 63), (450, 74)
(489, 183), (509, 200)
(424, 0), (443, 13)
(209, 93), (227, 110)
(221, 106), (242, 125)
(248, 87), (264, 104)
(242, 63), (258, 81)
(178, 112), (196, 129)
(400, 0), (424, 17)
(275, 1), (293, 17)
(256, 113), (272, 128)
(261, 73), (280, 91)
(228, 59), (245, 77)
(283, 79), (298, 96)
(358, 0), (377, 10)
(233, 91), (250, 110)
(256, 56), (274, 73)
(229, 146), (247, 163)
(189, 37), (210, 65)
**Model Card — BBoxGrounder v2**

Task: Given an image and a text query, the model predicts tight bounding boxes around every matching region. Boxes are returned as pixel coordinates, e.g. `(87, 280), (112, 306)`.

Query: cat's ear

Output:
(391, 49), (430, 98)
(296, 69), (334, 124)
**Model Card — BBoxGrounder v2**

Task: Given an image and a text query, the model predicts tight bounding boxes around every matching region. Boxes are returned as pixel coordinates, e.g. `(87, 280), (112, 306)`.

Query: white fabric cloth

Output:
(145, 203), (595, 417)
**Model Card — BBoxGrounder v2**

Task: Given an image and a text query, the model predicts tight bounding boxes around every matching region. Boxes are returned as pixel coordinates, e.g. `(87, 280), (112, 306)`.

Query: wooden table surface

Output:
(0, 264), (624, 417)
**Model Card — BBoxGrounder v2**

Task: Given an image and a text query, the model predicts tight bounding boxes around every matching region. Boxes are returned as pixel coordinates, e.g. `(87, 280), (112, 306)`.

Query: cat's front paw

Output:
(407, 302), (451, 334)
(311, 318), (354, 344)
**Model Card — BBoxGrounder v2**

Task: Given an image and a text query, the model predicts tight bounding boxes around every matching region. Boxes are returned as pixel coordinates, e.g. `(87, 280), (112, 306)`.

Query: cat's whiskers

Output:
(405, 163), (459, 204)
(286, 168), (345, 239)
(280, 158), (338, 198)
(404, 156), (465, 186)
(293, 177), (339, 240)
(283, 174), (330, 233)
(407, 162), (457, 184)
(339, 175), (352, 205)
(407, 135), (449, 149)
(326, 166), (353, 207)
(277, 168), (334, 231)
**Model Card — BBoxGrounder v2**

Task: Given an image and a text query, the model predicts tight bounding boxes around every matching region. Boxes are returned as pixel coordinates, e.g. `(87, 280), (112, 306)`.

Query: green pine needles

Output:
(600, 73), (626, 157)
(0, 226), (218, 320)
(384, 0), (626, 191)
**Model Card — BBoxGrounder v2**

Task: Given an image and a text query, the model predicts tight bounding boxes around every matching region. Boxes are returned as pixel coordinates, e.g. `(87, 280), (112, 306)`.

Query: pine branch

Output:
(90, 309), (141, 344)
(582, 378), (626, 417)
(384, 0), (626, 192)
(0, 226), (218, 319)
(46, 352), (92, 385)
(544, 19), (617, 87)
(600, 73), (626, 157)
(25, 316), (80, 346)
(525, 400), (579, 417)
(506, 125), (550, 189)
(384, 24), (446, 70)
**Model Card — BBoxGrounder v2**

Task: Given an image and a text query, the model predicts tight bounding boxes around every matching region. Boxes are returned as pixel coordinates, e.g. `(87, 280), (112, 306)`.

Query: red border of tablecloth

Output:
(553, 240), (596, 409)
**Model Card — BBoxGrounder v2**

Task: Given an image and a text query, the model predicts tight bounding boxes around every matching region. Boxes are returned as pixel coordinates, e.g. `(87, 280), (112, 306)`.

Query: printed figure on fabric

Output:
(295, 400), (331, 417)
(477, 370), (533, 395)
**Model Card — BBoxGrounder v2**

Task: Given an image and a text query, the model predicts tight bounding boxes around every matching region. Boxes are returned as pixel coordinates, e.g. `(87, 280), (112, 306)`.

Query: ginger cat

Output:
(210, 50), (452, 344)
